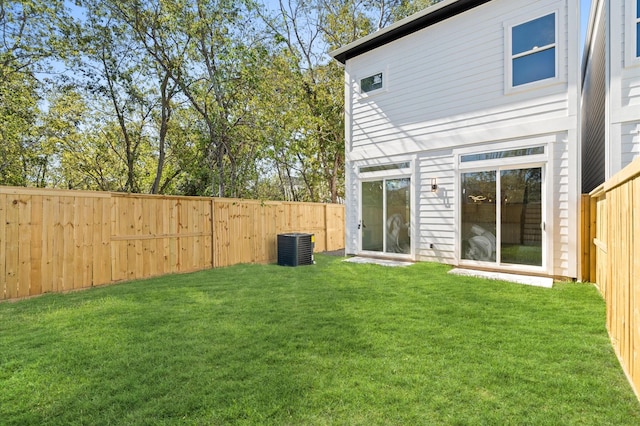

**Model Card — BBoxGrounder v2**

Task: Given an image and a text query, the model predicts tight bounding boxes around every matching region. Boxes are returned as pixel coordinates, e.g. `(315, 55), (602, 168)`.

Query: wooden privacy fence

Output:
(585, 157), (640, 399)
(0, 186), (345, 301)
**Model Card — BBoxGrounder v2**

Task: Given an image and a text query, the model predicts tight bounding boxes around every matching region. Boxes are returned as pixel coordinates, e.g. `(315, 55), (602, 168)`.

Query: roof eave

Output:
(329, 0), (493, 64)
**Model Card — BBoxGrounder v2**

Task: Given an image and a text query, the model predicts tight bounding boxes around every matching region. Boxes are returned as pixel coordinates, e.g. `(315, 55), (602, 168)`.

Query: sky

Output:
(581, 0), (592, 48)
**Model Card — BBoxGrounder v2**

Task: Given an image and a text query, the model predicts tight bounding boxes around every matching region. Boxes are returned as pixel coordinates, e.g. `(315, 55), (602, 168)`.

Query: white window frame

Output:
(454, 140), (551, 275)
(356, 157), (416, 260)
(625, 0), (640, 66)
(356, 65), (389, 99)
(505, 11), (560, 92)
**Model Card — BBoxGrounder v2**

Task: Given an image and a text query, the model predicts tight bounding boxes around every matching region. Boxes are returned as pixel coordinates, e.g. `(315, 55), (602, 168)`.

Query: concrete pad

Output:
(343, 256), (414, 267)
(448, 268), (553, 288)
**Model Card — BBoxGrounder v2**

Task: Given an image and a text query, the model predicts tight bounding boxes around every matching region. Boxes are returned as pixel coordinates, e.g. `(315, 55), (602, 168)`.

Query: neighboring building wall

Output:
(582, 0), (607, 193)
(342, 0), (580, 278)
(608, 0), (640, 175)
(582, 0), (640, 187)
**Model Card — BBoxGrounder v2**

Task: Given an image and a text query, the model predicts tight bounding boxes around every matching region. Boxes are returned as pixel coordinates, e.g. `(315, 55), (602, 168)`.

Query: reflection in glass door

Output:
(500, 168), (542, 266)
(461, 172), (497, 261)
(361, 178), (410, 254)
(461, 167), (542, 266)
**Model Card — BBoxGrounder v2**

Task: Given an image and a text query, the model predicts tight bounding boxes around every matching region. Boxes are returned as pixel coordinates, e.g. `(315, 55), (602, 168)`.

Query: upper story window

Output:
(360, 72), (384, 93)
(624, 0), (640, 65)
(510, 13), (557, 87)
(636, 0), (640, 57)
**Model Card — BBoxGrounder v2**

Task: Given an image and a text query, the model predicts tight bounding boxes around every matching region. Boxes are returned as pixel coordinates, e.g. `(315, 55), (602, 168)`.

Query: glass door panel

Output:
(386, 178), (411, 254)
(461, 172), (497, 261)
(500, 168), (542, 266)
(460, 167), (543, 267)
(361, 178), (411, 254)
(361, 181), (383, 252)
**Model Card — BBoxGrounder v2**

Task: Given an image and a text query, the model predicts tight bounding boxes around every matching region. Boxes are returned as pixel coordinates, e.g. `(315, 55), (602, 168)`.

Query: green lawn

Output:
(1, 255), (639, 425)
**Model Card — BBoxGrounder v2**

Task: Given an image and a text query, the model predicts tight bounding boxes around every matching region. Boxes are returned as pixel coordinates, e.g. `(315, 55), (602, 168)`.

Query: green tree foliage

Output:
(0, 67), (38, 186)
(1, 0), (441, 200)
(104, 0), (273, 197)
(0, 0), (71, 186)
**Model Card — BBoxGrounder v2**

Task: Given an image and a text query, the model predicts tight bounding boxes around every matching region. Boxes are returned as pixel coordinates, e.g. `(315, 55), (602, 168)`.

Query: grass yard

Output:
(1, 255), (639, 425)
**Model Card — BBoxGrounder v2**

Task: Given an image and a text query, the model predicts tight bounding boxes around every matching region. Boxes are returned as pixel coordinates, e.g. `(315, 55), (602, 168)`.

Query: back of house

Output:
(331, 0), (581, 279)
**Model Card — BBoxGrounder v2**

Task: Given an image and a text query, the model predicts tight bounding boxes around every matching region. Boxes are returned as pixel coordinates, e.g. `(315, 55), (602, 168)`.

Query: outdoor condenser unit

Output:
(277, 233), (314, 266)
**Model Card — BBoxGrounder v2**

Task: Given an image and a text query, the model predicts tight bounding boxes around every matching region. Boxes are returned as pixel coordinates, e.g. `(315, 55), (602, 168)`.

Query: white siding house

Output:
(583, 0), (640, 193)
(331, 0), (581, 279)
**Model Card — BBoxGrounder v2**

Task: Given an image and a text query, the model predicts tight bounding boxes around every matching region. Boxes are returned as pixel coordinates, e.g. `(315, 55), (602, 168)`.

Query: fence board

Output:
(18, 195), (32, 298)
(41, 195), (53, 294)
(97, 197), (112, 286)
(5, 196), (19, 299)
(30, 196), (43, 296)
(0, 194), (5, 299)
(589, 194), (597, 285)
(64, 197), (76, 290)
(52, 196), (64, 293)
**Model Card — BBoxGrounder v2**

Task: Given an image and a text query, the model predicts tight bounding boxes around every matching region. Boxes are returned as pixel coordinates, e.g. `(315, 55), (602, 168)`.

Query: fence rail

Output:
(0, 187), (345, 301)
(586, 157), (640, 399)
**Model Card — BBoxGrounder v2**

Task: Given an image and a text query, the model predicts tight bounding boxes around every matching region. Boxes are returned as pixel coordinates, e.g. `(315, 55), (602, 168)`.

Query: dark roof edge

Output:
(330, 0), (493, 64)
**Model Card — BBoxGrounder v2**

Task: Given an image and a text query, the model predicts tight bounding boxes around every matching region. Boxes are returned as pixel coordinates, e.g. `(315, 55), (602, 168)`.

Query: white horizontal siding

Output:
(552, 133), (571, 277)
(345, 162), (359, 255)
(416, 153), (456, 263)
(612, 0), (640, 112)
(351, 96), (569, 146)
(621, 122), (640, 168)
(606, 0), (640, 179)
(347, 0), (573, 158)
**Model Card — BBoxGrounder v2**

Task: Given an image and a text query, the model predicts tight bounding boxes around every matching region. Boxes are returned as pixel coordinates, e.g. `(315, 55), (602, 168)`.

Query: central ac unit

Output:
(277, 233), (314, 266)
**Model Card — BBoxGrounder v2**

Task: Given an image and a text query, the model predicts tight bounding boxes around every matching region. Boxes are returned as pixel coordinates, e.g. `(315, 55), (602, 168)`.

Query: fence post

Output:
(211, 197), (216, 269)
(589, 195), (597, 283)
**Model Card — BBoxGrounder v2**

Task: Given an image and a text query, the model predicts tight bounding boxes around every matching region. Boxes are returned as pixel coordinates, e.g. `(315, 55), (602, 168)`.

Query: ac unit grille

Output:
(277, 233), (314, 266)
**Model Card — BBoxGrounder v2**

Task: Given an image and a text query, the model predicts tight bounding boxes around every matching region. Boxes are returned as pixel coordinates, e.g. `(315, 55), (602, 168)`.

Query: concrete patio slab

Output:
(343, 256), (414, 267)
(448, 268), (554, 288)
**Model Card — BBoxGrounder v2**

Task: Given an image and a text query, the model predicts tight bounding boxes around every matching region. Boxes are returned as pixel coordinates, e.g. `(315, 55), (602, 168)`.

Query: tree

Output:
(106, 0), (271, 197)
(0, 0), (72, 186)
(0, 65), (38, 185)
(255, 0), (358, 202)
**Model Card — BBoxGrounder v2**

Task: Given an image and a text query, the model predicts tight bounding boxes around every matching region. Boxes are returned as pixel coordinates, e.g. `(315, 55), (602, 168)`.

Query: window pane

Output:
(637, 22), (640, 57)
(461, 146), (544, 163)
(637, 0), (640, 19)
(500, 168), (542, 266)
(512, 14), (555, 55)
(360, 162), (410, 173)
(513, 48), (555, 86)
(361, 73), (383, 93)
(461, 171), (496, 262)
(361, 181), (383, 252)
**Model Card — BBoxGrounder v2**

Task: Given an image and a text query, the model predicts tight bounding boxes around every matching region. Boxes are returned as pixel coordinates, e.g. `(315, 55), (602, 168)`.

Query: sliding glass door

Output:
(361, 178), (410, 255)
(461, 167), (542, 266)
